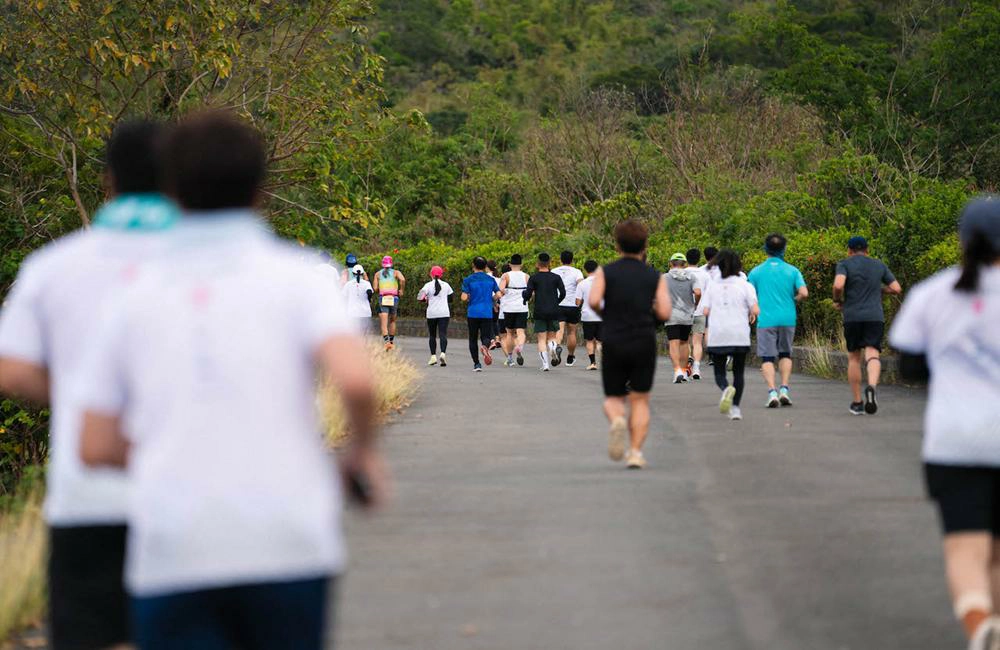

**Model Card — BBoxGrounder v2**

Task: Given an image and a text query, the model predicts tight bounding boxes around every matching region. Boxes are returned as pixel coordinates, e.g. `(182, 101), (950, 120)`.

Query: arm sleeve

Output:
(575, 284), (585, 301)
(461, 277), (470, 294)
(795, 269), (806, 289)
(834, 261), (847, 278)
(556, 277), (566, 303)
(0, 259), (47, 364)
(522, 275), (535, 302)
(882, 263), (897, 284)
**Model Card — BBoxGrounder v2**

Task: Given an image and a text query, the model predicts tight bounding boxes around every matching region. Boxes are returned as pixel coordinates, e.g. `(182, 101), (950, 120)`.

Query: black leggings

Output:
(427, 317), (449, 355)
(467, 318), (493, 363)
(711, 351), (747, 406)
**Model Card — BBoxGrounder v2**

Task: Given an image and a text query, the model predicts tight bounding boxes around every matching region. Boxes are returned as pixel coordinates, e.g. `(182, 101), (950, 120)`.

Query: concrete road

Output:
(337, 339), (960, 650)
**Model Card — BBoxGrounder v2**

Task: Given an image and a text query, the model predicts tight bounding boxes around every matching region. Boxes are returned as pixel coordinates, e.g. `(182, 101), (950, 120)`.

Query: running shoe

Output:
(719, 386), (736, 414)
(488, 340), (499, 351)
(428, 355), (438, 366)
(541, 364), (550, 372)
(729, 406), (743, 421)
(968, 616), (1000, 650)
(766, 390), (780, 408)
(779, 386), (793, 407)
(502, 358), (512, 367)
(554, 344), (563, 367)
(688, 355), (695, 367)
(864, 385), (878, 414)
(473, 363), (482, 372)
(439, 353), (447, 367)
(480, 344), (493, 366)
(516, 349), (524, 366)
(608, 416), (627, 461)
(849, 402), (865, 416)
(690, 364), (701, 380)
(566, 355), (576, 367)
(383, 341), (392, 351)
(626, 450), (646, 469)
(673, 372), (686, 384)
(586, 363), (598, 371)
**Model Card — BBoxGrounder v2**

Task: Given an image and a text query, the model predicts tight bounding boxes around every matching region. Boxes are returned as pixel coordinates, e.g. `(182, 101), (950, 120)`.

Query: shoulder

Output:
(909, 267), (959, 299)
(11, 229), (93, 290)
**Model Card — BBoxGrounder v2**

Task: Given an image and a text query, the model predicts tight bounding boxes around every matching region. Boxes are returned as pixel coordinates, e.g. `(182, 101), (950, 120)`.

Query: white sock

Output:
(541, 351), (549, 365)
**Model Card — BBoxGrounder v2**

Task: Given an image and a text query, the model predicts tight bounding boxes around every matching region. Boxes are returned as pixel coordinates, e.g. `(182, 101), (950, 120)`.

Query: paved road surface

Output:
(337, 338), (959, 650)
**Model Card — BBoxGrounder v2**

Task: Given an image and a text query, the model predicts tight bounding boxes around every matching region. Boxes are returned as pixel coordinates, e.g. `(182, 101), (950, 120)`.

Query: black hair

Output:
(703, 246), (719, 263)
(510, 254), (523, 265)
(614, 220), (648, 254)
(353, 268), (363, 284)
(501, 263), (512, 274)
(584, 259), (598, 273)
(765, 233), (787, 255)
(162, 110), (266, 210)
(486, 259), (497, 273)
(538, 252), (551, 265)
(685, 248), (700, 266)
(955, 231), (999, 292)
(434, 277), (442, 295)
(473, 256), (487, 270)
(715, 249), (743, 279)
(106, 119), (162, 194)
(561, 250), (573, 264)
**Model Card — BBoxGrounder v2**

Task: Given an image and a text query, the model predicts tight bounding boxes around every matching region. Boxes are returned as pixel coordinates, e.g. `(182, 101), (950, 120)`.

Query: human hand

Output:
(339, 443), (391, 510)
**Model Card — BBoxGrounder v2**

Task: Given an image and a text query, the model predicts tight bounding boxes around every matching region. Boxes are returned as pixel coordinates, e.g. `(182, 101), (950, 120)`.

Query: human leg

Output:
(379, 312), (389, 338)
(427, 319), (437, 355)
(468, 319), (481, 365)
(847, 351), (863, 403)
(627, 391), (651, 452)
(731, 351), (747, 406)
(439, 317), (449, 353)
(779, 357), (793, 387)
(230, 577), (330, 650)
(761, 362), (777, 391)
(669, 339), (682, 373)
(711, 354), (729, 392)
(866, 348), (882, 387)
(567, 323), (578, 358)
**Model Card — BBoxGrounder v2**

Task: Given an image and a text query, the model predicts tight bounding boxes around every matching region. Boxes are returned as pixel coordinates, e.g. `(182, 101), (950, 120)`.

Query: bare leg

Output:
(627, 392), (651, 452)
(379, 312), (389, 337)
(679, 341), (690, 368)
(567, 325), (578, 357)
(691, 331), (704, 364)
(669, 339), (682, 372)
(516, 328), (526, 350)
(555, 321), (566, 346)
(779, 357), (793, 387)
(389, 314), (397, 338)
(603, 396), (626, 423)
(847, 351), (863, 402)
(865, 347), (882, 387)
(761, 362), (777, 391)
(536, 332), (547, 355)
(944, 532), (993, 639)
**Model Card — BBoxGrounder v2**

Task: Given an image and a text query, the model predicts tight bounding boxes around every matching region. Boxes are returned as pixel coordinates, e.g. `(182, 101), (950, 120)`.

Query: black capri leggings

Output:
(710, 350), (748, 407)
(427, 317), (449, 355)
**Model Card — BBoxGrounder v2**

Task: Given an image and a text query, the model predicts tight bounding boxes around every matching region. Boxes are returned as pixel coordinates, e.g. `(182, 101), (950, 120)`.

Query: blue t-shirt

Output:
(748, 257), (806, 328)
(462, 272), (497, 319)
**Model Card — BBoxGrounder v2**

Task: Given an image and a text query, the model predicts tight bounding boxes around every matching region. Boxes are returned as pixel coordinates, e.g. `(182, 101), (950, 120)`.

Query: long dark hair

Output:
(434, 277), (442, 296)
(714, 249), (743, 279)
(955, 231), (999, 292)
(353, 269), (362, 284)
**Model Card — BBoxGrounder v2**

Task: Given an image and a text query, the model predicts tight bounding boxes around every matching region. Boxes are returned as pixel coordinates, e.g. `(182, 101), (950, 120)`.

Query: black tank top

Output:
(602, 257), (660, 343)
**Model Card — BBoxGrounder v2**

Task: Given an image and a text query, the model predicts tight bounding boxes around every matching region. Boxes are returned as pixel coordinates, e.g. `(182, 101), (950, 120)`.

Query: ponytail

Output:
(354, 270), (362, 284)
(434, 278), (442, 295)
(955, 231), (998, 293)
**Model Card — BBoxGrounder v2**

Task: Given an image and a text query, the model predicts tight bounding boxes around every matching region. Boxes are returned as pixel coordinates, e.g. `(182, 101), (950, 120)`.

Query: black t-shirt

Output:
(601, 257), (661, 343)
(523, 271), (566, 320)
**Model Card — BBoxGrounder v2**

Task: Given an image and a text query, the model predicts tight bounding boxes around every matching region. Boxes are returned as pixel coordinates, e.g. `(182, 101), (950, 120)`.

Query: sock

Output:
(389, 335), (395, 343)
(541, 351), (550, 365)
(780, 385), (789, 391)
(589, 353), (596, 364)
(956, 592), (992, 638)
(383, 335), (389, 342)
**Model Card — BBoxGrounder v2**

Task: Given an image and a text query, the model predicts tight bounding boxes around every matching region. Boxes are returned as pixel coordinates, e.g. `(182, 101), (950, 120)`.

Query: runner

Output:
(0, 120), (179, 650)
(486, 259), (503, 351)
(575, 259), (603, 371)
(832, 236), (902, 415)
(373, 256), (406, 351)
(342, 264), (374, 333)
(686, 248), (708, 379)
(588, 221), (671, 469)
(498, 253), (530, 367)
(665, 253), (700, 384)
(417, 265), (454, 367)
(523, 252), (566, 371)
(461, 256), (500, 371)
(497, 263), (512, 365)
(889, 196), (1000, 648)
(340, 253), (368, 285)
(748, 234), (808, 408)
(552, 250), (585, 367)
(699, 249), (759, 421)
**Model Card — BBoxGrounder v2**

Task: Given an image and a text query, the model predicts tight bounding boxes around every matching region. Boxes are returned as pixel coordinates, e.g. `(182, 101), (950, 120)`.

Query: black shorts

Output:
(925, 464), (1000, 535)
(559, 306), (582, 324)
(602, 337), (657, 396)
(497, 318), (505, 332)
(665, 324), (692, 341)
(504, 312), (528, 330)
(49, 525), (130, 649)
(844, 320), (884, 352)
(582, 322), (602, 341)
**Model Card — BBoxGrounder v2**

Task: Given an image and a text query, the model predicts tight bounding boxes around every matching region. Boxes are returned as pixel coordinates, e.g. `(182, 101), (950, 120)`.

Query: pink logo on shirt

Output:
(191, 286), (212, 307)
(973, 298), (985, 314)
(120, 264), (139, 284)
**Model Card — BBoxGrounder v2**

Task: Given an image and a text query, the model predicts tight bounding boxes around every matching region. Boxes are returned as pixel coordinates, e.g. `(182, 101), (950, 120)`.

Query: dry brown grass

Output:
(0, 486), (46, 643)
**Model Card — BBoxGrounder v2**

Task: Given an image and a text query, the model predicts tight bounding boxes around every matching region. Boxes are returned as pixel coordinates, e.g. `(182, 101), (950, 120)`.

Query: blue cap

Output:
(847, 236), (868, 251)
(345, 253), (358, 266)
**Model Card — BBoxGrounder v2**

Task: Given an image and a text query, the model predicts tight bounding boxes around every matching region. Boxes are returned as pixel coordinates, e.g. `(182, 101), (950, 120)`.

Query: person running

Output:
(889, 196), (1000, 648)
(486, 259), (503, 351)
(699, 249), (759, 421)
(575, 259), (603, 370)
(461, 256), (500, 371)
(373, 256), (406, 350)
(552, 250), (585, 367)
(0, 120), (179, 650)
(686, 248), (709, 379)
(832, 236), (902, 415)
(588, 221), (670, 469)
(523, 252), (566, 371)
(665, 253), (700, 384)
(75, 112), (386, 650)
(748, 233), (808, 408)
(498, 253), (530, 367)
(342, 264), (374, 333)
(340, 253), (368, 285)
(417, 265), (454, 367)
(496, 263), (512, 364)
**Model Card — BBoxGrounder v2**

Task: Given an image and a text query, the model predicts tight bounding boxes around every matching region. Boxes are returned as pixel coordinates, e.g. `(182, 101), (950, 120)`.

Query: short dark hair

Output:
(510, 254), (523, 265)
(614, 220), (648, 254)
(473, 256), (487, 270)
(538, 252), (551, 265)
(685, 248), (701, 266)
(501, 263), (512, 274)
(560, 250), (573, 264)
(765, 233), (787, 256)
(106, 119), (163, 194)
(703, 246), (719, 262)
(486, 259), (497, 272)
(584, 259), (599, 273)
(715, 249), (743, 279)
(162, 111), (266, 210)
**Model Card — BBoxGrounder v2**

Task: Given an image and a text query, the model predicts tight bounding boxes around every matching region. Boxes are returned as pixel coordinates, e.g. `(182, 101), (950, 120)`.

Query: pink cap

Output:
(430, 265), (444, 278)
(381, 255), (393, 268)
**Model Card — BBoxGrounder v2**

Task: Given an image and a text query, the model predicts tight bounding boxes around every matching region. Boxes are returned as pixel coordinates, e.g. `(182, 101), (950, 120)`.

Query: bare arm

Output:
(0, 359), (49, 405)
(796, 285), (809, 302)
(80, 411), (129, 468)
(832, 274), (847, 303)
(396, 271), (406, 297)
(498, 273), (509, 296)
(588, 269), (605, 315)
(653, 274), (671, 322)
(884, 280), (902, 295)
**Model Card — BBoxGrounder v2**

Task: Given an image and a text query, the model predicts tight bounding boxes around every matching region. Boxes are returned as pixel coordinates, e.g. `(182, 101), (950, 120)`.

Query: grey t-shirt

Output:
(665, 268), (697, 326)
(835, 255), (896, 323)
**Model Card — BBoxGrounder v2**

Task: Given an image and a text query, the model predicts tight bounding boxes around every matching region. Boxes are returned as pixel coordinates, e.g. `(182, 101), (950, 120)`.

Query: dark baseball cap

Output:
(847, 236), (868, 251)
(959, 195), (1000, 249)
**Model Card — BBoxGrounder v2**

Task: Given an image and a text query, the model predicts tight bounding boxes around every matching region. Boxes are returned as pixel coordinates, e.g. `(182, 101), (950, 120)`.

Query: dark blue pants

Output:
(132, 576), (333, 650)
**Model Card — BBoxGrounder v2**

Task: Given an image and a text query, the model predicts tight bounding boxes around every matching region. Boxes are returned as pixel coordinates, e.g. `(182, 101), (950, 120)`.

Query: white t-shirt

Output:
(575, 276), (602, 322)
(0, 228), (171, 526)
(78, 213), (354, 596)
(700, 276), (758, 347)
(889, 267), (1000, 465)
(417, 280), (454, 319)
(500, 270), (530, 313)
(342, 277), (374, 318)
(696, 265), (745, 316)
(552, 265), (585, 307)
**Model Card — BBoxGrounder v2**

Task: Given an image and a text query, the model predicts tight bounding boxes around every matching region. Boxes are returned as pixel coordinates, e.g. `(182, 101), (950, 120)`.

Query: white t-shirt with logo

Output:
(417, 280), (454, 319)
(552, 265), (585, 308)
(79, 214), (355, 596)
(500, 270), (530, 314)
(575, 276), (602, 322)
(699, 276), (758, 347)
(890, 267), (1000, 465)
(342, 277), (374, 318)
(0, 228), (171, 526)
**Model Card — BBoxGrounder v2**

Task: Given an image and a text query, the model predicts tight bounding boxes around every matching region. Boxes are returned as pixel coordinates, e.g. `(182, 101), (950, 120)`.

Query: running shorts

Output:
(757, 326), (795, 361)
(925, 463), (1000, 535)
(582, 321), (602, 341)
(378, 295), (399, 315)
(558, 306), (582, 324)
(691, 315), (706, 334)
(843, 321), (884, 352)
(49, 525), (131, 649)
(505, 312), (528, 330)
(602, 336), (657, 396)
(533, 319), (560, 334)
(497, 317), (505, 333)
(665, 324), (692, 341)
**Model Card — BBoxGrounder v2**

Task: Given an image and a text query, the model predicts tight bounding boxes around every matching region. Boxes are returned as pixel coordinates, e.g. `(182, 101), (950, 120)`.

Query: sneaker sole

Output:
(719, 387), (736, 413)
(516, 353), (524, 366)
(849, 407), (865, 416)
(864, 386), (878, 414)
(481, 345), (493, 366)
(780, 395), (792, 407)
(626, 462), (644, 470)
(608, 418), (627, 461)
(767, 399), (779, 409)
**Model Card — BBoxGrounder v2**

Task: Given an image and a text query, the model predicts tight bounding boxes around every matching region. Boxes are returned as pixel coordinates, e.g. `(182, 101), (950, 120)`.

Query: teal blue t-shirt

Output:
(748, 257), (806, 328)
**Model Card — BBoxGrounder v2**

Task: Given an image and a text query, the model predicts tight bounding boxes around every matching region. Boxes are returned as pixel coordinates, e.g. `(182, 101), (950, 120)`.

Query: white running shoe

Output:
(969, 616), (1000, 650)
(673, 372), (687, 384)
(608, 416), (627, 461)
(719, 386), (736, 414)
(729, 405), (743, 421)
(625, 449), (646, 469)
(438, 352), (447, 367)
(428, 355), (438, 366)
(541, 364), (550, 372)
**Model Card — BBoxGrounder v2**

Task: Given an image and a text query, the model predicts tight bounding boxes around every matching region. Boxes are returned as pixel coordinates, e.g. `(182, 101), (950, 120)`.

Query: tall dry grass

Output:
(0, 485), (46, 643)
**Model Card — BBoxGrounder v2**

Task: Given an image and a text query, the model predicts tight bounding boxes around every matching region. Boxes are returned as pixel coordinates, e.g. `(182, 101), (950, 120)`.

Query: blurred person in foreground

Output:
(890, 196), (1000, 649)
(78, 111), (384, 650)
(0, 119), (179, 650)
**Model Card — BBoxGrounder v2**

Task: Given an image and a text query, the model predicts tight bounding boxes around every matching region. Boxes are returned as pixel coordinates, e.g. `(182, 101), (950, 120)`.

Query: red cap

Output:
(430, 265), (444, 278)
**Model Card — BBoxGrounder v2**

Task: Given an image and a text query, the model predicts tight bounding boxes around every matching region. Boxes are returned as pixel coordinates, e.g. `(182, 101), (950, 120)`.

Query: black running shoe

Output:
(516, 350), (524, 366)
(554, 344), (563, 367)
(849, 402), (865, 416)
(566, 355), (576, 367)
(864, 385), (878, 414)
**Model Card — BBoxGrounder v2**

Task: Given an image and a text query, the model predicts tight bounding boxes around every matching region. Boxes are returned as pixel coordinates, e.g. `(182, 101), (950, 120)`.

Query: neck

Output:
(621, 252), (643, 260)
